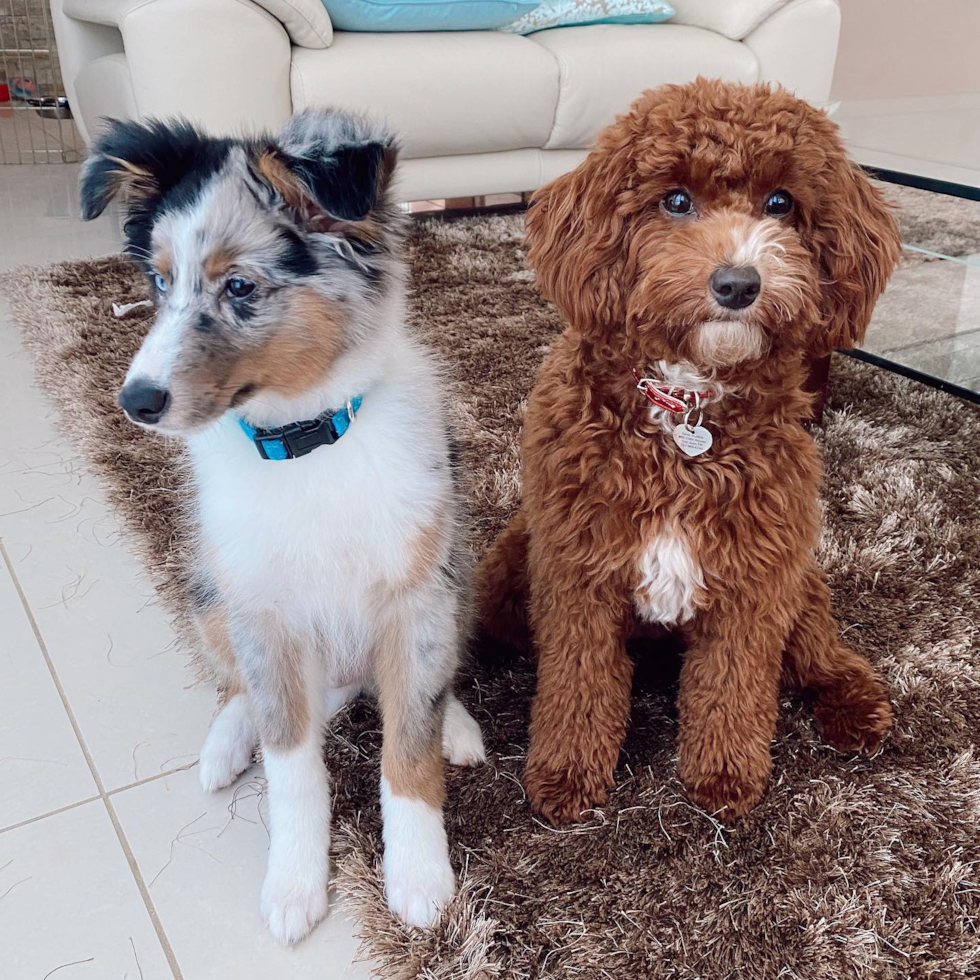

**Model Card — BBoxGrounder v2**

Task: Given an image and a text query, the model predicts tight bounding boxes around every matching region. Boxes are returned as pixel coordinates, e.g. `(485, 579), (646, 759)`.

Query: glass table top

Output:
(834, 94), (980, 398)
(856, 179), (980, 400)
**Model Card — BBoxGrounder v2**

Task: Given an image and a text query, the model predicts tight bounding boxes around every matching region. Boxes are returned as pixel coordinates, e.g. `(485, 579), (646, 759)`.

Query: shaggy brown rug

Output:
(886, 181), (980, 260)
(2, 214), (980, 980)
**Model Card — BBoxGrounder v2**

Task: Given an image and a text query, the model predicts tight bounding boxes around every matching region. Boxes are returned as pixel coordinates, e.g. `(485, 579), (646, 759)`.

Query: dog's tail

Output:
(475, 509), (531, 653)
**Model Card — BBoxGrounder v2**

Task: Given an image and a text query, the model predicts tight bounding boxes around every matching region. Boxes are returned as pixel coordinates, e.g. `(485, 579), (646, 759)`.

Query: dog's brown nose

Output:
(710, 265), (761, 310)
(119, 379), (170, 424)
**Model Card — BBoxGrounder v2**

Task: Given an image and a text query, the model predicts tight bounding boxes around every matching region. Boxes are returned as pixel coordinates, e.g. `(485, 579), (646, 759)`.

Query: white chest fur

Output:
(634, 525), (704, 627)
(185, 333), (451, 665)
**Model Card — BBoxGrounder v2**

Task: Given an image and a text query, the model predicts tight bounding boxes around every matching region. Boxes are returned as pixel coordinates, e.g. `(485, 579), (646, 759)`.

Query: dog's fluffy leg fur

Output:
(523, 537), (634, 826)
(376, 589), (458, 927)
(199, 693), (258, 792)
(475, 509), (530, 650)
(783, 565), (892, 752)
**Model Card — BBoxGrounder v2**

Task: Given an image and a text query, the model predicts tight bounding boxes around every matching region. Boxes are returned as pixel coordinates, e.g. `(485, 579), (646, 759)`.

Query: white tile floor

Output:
(0, 165), (376, 979)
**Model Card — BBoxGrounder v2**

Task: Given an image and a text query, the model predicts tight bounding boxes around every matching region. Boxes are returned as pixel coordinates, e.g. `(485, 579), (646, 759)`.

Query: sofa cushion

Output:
(290, 32), (559, 158)
(324, 0), (540, 32)
(502, 0), (674, 35)
(669, 0), (788, 40)
(529, 23), (759, 150)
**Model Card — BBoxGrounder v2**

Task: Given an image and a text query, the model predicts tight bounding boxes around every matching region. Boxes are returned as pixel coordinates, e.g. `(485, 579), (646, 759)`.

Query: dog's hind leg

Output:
(783, 565), (892, 754)
(475, 508), (530, 650)
(375, 587), (461, 928)
(199, 694), (259, 792)
(195, 604), (259, 793)
(442, 693), (486, 767)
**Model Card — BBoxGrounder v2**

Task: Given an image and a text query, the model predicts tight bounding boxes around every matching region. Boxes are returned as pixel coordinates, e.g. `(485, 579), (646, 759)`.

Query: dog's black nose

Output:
(119, 380), (170, 424)
(710, 265), (761, 310)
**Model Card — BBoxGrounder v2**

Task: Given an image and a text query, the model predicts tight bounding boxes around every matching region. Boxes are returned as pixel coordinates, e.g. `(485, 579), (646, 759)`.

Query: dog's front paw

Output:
(261, 860), (329, 945)
(814, 677), (892, 754)
(683, 767), (769, 824)
(381, 784), (456, 928)
(198, 695), (257, 793)
(525, 758), (611, 826)
(385, 849), (456, 928)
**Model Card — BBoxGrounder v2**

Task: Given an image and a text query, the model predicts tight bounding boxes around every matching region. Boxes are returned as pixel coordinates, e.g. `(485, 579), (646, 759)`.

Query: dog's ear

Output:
(256, 110), (398, 231)
(526, 146), (634, 333)
(79, 117), (219, 220)
(805, 158), (901, 356)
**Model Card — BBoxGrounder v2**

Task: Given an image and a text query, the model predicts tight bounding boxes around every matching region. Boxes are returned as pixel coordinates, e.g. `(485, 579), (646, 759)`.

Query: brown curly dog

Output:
(477, 79), (902, 826)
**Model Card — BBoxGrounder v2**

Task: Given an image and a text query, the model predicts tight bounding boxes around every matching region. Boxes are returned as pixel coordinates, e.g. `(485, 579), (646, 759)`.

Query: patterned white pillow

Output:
(500, 0), (674, 34)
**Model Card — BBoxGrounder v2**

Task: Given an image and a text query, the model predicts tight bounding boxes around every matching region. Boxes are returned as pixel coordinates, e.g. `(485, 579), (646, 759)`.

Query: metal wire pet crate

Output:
(0, 0), (82, 164)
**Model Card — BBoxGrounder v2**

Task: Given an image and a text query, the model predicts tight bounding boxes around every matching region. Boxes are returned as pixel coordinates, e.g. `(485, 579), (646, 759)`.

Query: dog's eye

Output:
(226, 277), (255, 299)
(153, 273), (168, 293)
(662, 190), (694, 216)
(765, 190), (793, 217)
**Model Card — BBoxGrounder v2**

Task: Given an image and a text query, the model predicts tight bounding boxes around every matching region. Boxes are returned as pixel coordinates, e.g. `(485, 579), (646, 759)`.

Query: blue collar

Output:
(238, 395), (363, 460)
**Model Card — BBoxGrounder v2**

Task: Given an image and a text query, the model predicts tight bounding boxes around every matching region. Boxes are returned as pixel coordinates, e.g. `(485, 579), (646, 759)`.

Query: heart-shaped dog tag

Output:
(673, 424), (713, 457)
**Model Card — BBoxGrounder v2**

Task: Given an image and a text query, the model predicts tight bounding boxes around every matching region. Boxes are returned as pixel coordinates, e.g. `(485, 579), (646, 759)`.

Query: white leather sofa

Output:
(52, 0), (841, 202)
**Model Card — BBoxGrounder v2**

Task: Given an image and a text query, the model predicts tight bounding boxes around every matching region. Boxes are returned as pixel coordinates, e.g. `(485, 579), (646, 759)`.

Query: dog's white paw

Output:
(385, 848), (456, 928)
(381, 779), (456, 928)
(261, 863), (329, 946)
(198, 695), (257, 793)
(442, 695), (486, 768)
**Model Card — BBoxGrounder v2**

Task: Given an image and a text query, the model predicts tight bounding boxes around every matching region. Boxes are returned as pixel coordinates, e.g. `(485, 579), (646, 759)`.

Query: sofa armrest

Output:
(669, 0), (792, 40)
(673, 0), (841, 104)
(744, 0), (841, 104)
(50, 0), (125, 142)
(63, 0), (331, 47)
(58, 0), (294, 139)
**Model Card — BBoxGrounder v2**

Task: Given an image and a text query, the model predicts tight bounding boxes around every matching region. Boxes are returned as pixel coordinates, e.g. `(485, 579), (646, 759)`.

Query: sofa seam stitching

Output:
(541, 45), (567, 152)
(291, 58), (307, 113)
(275, 0), (330, 46)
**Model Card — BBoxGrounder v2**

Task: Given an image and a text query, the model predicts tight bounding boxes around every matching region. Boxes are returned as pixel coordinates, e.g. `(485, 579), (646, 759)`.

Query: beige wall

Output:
(831, 0), (980, 101)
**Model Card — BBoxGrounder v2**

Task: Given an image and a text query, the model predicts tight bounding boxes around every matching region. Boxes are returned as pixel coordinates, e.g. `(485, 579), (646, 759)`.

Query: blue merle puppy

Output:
(80, 110), (486, 944)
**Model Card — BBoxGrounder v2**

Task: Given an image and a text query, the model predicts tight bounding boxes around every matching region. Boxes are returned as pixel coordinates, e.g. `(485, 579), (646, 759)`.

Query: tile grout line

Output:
(0, 760), (202, 836)
(108, 760), (200, 797)
(0, 794), (101, 836)
(0, 540), (185, 980)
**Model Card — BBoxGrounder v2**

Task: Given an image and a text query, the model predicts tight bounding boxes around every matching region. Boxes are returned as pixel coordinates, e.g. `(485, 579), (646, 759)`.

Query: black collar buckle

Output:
(254, 416), (338, 460)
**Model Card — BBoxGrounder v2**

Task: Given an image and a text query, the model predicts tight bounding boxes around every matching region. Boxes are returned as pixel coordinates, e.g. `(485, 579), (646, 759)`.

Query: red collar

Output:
(630, 367), (717, 414)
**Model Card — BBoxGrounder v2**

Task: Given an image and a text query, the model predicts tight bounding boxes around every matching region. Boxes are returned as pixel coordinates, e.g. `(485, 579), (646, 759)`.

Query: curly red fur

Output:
(476, 80), (901, 825)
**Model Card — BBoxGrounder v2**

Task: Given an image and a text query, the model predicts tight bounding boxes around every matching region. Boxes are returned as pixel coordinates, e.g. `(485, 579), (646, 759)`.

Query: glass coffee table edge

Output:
(860, 164), (980, 204)
(840, 348), (980, 406)
(841, 165), (980, 404)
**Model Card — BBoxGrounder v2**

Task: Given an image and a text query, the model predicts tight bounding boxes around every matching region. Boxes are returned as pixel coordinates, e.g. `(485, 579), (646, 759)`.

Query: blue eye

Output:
(154, 273), (168, 293)
(226, 277), (255, 299)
